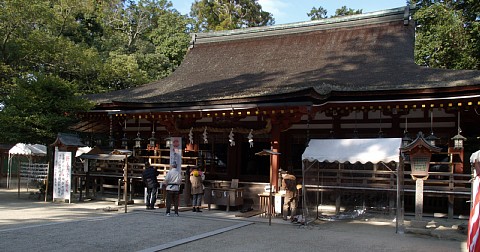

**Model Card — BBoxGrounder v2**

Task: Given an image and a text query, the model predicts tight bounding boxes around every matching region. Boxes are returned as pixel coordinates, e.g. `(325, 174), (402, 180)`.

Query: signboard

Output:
(170, 137), (182, 168)
(53, 149), (72, 202)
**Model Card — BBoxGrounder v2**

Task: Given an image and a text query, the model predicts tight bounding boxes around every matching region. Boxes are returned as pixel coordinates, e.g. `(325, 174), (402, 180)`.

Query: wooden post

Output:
(124, 155), (128, 213)
(396, 161), (404, 234)
(335, 193), (341, 215)
(448, 195), (454, 220)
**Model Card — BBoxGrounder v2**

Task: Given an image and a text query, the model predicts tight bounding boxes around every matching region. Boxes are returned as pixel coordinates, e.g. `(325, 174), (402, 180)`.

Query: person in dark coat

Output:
(142, 162), (160, 210)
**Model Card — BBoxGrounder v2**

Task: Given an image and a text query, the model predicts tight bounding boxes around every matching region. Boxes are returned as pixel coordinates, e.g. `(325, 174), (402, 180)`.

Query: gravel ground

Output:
(0, 189), (468, 252)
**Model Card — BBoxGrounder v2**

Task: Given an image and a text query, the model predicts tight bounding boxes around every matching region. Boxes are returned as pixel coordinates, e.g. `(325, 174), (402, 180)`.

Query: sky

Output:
(169, 0), (409, 25)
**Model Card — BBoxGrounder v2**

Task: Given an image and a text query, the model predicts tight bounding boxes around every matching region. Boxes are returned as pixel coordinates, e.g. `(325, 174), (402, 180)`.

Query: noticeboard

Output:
(53, 149), (72, 202)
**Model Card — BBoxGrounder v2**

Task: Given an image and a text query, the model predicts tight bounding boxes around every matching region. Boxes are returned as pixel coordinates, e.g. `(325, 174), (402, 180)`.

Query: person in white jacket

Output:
(164, 163), (182, 216)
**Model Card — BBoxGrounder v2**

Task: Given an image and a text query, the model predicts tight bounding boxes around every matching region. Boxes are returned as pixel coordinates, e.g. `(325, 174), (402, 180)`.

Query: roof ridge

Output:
(192, 6), (411, 45)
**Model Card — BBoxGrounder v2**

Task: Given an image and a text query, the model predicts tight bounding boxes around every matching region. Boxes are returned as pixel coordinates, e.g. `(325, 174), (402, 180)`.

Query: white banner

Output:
(53, 149), (72, 201)
(275, 194), (282, 214)
(170, 137), (182, 169)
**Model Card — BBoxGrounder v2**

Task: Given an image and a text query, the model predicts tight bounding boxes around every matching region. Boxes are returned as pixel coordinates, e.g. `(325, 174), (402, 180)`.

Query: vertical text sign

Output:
(53, 149), (72, 201)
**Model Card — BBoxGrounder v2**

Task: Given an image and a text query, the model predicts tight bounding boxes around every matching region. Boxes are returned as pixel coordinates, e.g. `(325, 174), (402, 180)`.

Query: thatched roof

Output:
(88, 6), (480, 109)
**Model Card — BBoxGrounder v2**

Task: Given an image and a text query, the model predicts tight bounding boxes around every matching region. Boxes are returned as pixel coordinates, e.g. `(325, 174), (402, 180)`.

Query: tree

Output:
(190, 0), (274, 31)
(147, 9), (193, 79)
(307, 5), (362, 20)
(412, 1), (479, 69)
(96, 0), (193, 89)
(0, 0), (194, 96)
(332, 6), (362, 17)
(0, 74), (92, 144)
(0, 0), (196, 144)
(99, 51), (149, 90)
(308, 6), (328, 20)
(100, 0), (164, 53)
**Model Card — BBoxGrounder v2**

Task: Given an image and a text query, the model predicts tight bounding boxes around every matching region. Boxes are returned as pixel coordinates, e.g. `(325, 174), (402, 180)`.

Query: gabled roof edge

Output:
(192, 6), (412, 45)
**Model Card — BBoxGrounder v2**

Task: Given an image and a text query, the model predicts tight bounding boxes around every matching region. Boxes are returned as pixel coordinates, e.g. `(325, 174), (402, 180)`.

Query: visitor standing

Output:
(164, 163), (182, 216)
(190, 167), (205, 212)
(142, 162), (160, 210)
(281, 170), (297, 221)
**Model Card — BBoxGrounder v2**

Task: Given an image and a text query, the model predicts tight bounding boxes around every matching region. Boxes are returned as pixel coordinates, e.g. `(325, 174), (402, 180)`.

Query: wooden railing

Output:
(304, 168), (471, 197)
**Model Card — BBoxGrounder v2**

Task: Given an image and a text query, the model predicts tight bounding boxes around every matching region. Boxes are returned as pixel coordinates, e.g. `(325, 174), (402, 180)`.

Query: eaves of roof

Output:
(86, 5), (480, 110)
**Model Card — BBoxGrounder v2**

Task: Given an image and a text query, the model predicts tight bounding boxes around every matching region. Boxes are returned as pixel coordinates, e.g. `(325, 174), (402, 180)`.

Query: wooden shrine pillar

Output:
(271, 124), (281, 191)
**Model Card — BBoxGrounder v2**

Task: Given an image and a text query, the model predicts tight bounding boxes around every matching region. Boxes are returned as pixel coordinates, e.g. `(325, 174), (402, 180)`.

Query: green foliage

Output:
(148, 8), (193, 79)
(99, 51), (149, 90)
(0, 0), (194, 96)
(413, 2), (479, 69)
(308, 7), (328, 20)
(332, 6), (362, 17)
(0, 0), (195, 144)
(307, 5), (362, 20)
(0, 74), (92, 144)
(190, 0), (274, 31)
(0, 62), (15, 102)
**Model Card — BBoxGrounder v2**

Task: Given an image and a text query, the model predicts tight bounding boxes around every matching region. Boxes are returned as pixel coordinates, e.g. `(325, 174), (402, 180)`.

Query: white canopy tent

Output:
(7, 143), (47, 189)
(301, 138), (403, 231)
(302, 138), (402, 164)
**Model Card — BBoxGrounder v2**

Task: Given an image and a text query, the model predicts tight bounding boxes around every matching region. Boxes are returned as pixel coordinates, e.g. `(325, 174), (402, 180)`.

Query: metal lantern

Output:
(121, 133), (128, 149)
(402, 132), (412, 147)
(134, 132), (142, 148)
(148, 131), (156, 147)
(451, 111), (466, 149)
(165, 137), (172, 148)
(109, 136), (115, 148)
(451, 133), (466, 149)
(425, 133), (439, 146)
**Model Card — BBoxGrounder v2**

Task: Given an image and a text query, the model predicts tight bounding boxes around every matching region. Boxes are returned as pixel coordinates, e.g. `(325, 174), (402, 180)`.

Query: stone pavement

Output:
(0, 189), (468, 252)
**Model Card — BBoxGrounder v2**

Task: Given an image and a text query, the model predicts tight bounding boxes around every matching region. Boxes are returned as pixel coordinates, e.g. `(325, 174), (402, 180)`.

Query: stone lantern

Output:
(400, 132), (441, 227)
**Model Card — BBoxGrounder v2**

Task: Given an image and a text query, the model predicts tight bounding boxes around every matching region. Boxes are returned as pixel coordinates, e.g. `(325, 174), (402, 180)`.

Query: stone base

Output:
(410, 220), (428, 228)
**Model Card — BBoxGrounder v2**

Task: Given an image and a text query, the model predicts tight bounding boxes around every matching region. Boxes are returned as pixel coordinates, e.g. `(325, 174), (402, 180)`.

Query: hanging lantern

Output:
(451, 111), (466, 149)
(134, 132), (142, 148)
(108, 136), (115, 148)
(121, 133), (128, 149)
(451, 134), (466, 149)
(425, 111), (438, 146)
(425, 133), (439, 147)
(165, 137), (172, 148)
(402, 132), (412, 147)
(402, 117), (411, 147)
(148, 131), (156, 147)
(148, 121), (156, 147)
